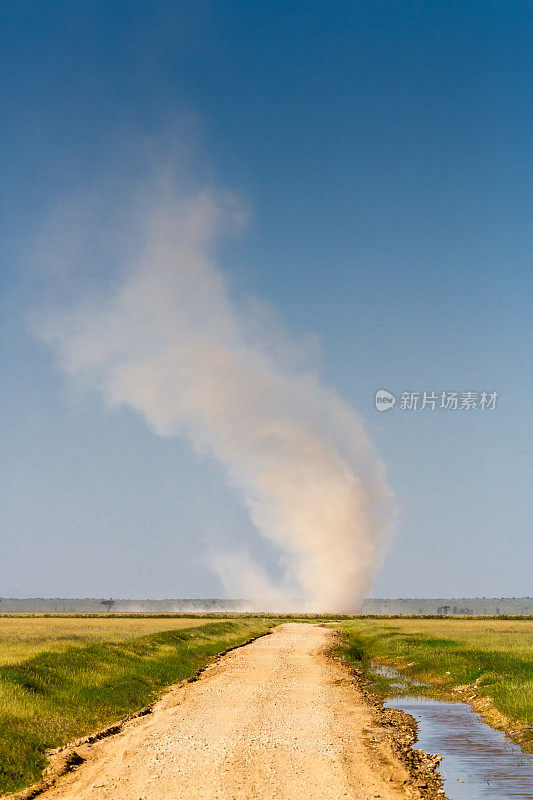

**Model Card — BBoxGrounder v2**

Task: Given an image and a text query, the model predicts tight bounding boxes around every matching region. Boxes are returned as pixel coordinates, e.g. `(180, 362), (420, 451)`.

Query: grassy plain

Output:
(338, 617), (533, 751)
(0, 615), (271, 795)
(2, 614), (532, 795)
(0, 615), (226, 666)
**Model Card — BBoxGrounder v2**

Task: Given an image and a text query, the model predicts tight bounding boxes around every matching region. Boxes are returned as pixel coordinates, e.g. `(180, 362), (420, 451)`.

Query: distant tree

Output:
(437, 605), (450, 615)
(99, 599), (115, 612)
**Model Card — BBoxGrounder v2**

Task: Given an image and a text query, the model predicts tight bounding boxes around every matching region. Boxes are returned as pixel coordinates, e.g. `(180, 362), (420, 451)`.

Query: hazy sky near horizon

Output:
(1, 1), (531, 600)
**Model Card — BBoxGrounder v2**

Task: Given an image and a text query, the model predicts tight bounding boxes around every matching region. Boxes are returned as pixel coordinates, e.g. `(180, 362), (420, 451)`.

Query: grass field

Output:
(1, 615), (531, 795)
(338, 617), (533, 751)
(0, 615), (271, 795)
(0, 615), (228, 666)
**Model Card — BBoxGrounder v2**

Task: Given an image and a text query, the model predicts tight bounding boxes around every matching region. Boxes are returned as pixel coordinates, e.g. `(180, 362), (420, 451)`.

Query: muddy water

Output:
(385, 696), (533, 799)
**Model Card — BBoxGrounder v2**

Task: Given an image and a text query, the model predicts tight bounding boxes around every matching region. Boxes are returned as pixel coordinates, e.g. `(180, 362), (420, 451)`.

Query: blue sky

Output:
(1, 1), (531, 599)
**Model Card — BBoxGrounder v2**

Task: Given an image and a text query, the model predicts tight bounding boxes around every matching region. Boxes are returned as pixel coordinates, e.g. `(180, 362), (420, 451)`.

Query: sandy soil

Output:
(30, 624), (439, 800)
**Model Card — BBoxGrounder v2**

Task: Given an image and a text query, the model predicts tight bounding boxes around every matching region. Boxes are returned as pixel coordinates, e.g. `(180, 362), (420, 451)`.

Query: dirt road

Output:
(35, 624), (425, 800)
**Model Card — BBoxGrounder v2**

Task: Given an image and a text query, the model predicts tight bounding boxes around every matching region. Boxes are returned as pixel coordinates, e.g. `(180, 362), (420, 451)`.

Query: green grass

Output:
(0, 615), (232, 666)
(0, 617), (272, 795)
(337, 617), (533, 751)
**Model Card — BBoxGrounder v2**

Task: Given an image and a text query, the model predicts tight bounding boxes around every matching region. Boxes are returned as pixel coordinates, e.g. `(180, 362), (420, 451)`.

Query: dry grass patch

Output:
(0, 616), (221, 665)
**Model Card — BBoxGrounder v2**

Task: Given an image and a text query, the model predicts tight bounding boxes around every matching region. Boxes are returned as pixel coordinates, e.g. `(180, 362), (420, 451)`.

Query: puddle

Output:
(370, 661), (428, 691)
(385, 696), (533, 799)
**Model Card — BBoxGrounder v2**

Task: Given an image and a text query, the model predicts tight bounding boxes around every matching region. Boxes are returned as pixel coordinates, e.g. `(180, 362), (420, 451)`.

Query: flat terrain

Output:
(0, 618), (271, 794)
(4, 615), (531, 797)
(32, 624), (412, 800)
(0, 616), (223, 665)
(339, 617), (533, 750)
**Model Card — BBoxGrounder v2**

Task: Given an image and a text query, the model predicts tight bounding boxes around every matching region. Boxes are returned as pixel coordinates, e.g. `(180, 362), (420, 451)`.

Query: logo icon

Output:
(375, 389), (396, 411)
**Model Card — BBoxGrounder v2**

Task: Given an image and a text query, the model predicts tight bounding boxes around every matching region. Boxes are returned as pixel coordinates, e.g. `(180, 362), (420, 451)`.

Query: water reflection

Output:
(385, 696), (533, 799)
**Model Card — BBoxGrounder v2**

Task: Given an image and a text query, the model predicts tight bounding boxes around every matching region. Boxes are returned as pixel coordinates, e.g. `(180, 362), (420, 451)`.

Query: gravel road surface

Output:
(36, 623), (416, 800)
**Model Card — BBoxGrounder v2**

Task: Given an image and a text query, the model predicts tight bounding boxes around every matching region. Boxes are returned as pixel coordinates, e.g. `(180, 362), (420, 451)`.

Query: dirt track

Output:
(34, 624), (433, 800)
